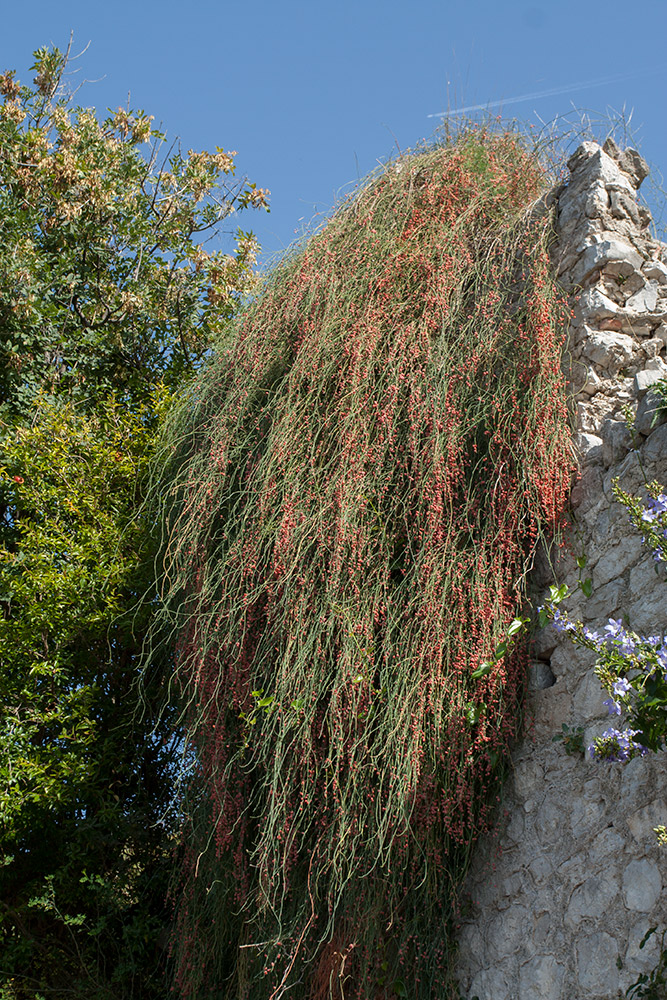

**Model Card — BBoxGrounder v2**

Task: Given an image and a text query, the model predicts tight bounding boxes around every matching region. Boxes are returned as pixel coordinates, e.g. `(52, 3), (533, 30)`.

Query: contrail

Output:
(427, 70), (652, 119)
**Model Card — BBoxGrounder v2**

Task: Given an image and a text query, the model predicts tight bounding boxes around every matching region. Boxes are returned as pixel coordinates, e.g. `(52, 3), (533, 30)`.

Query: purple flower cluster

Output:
(539, 481), (667, 762)
(577, 616), (667, 672)
(588, 727), (649, 762)
(538, 606), (667, 760)
(602, 677), (633, 717)
(638, 492), (667, 562)
(549, 607), (577, 635)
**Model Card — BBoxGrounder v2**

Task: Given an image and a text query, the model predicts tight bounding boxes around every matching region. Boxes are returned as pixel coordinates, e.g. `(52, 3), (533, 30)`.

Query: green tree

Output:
(0, 43), (268, 998)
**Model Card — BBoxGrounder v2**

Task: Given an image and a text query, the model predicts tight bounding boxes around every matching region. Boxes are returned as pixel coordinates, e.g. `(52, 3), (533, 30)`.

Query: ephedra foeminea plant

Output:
(150, 126), (573, 999)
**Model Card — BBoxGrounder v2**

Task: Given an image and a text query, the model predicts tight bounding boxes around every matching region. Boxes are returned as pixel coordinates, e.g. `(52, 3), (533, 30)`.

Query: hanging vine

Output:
(150, 125), (573, 1000)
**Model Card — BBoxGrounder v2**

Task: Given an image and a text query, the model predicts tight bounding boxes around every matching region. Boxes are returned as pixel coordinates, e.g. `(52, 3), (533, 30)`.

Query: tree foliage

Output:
(0, 43), (267, 999)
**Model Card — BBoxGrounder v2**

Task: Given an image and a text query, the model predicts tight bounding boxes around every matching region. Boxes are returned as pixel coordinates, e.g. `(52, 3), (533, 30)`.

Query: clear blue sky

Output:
(3, 0), (667, 267)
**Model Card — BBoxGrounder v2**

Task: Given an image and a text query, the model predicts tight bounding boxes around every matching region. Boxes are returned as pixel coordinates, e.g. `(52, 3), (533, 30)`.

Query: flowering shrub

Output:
(150, 127), (573, 999)
(539, 482), (667, 761)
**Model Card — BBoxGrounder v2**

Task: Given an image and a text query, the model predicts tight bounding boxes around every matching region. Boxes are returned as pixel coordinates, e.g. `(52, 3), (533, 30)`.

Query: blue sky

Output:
(3, 0), (667, 267)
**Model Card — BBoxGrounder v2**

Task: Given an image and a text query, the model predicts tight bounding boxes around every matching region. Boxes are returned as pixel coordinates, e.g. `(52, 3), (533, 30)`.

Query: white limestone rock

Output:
(467, 966), (512, 1000)
(626, 799), (667, 843)
(534, 797), (576, 845)
(576, 287), (620, 323)
(603, 138), (650, 188)
(601, 418), (633, 467)
(576, 431), (603, 462)
(569, 463), (604, 513)
(641, 336), (664, 358)
(571, 239), (642, 286)
(635, 389), (667, 436)
(624, 919), (664, 979)
(512, 759), (546, 798)
(584, 181), (610, 219)
(575, 364), (603, 396)
(565, 872), (619, 926)
(634, 368), (666, 394)
(567, 142), (635, 194)
(621, 317), (657, 339)
(622, 859), (662, 912)
(642, 421), (667, 465)
(570, 783), (609, 836)
(583, 578), (626, 619)
(549, 643), (595, 681)
(592, 533), (643, 587)
(575, 932), (619, 994)
(654, 323), (667, 346)
(610, 188), (643, 224)
(581, 330), (635, 371)
(518, 956), (565, 1000)
(587, 827), (626, 866)
(528, 684), (573, 731)
(643, 259), (667, 283)
(626, 281), (660, 313)
(572, 672), (608, 723)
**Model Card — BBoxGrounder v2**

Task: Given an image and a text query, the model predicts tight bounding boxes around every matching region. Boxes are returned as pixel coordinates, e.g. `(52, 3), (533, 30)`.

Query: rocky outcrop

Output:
(455, 140), (667, 999)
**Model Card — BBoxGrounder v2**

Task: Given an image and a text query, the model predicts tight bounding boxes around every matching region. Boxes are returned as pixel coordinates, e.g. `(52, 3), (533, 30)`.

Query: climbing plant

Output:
(150, 126), (573, 999)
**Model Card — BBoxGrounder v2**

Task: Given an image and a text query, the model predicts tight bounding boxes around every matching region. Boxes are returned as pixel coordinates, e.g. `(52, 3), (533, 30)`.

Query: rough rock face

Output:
(455, 140), (667, 1000)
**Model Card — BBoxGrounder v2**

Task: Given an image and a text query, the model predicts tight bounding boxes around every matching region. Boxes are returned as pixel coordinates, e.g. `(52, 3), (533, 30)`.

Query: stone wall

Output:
(454, 140), (667, 1000)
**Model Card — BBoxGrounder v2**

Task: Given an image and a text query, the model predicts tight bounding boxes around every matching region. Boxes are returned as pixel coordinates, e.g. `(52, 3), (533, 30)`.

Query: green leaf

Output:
(466, 704), (481, 725)
(471, 661), (493, 680)
(549, 583), (569, 603)
(639, 927), (657, 950)
(579, 578), (593, 598)
(507, 617), (526, 638)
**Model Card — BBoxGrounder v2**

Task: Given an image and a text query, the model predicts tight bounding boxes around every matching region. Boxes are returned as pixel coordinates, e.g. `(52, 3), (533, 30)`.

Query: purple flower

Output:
(618, 633), (638, 655)
(613, 677), (632, 697)
(603, 697), (622, 716)
(552, 608), (576, 634)
(604, 619), (624, 639)
(642, 494), (667, 520)
(583, 626), (603, 646)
